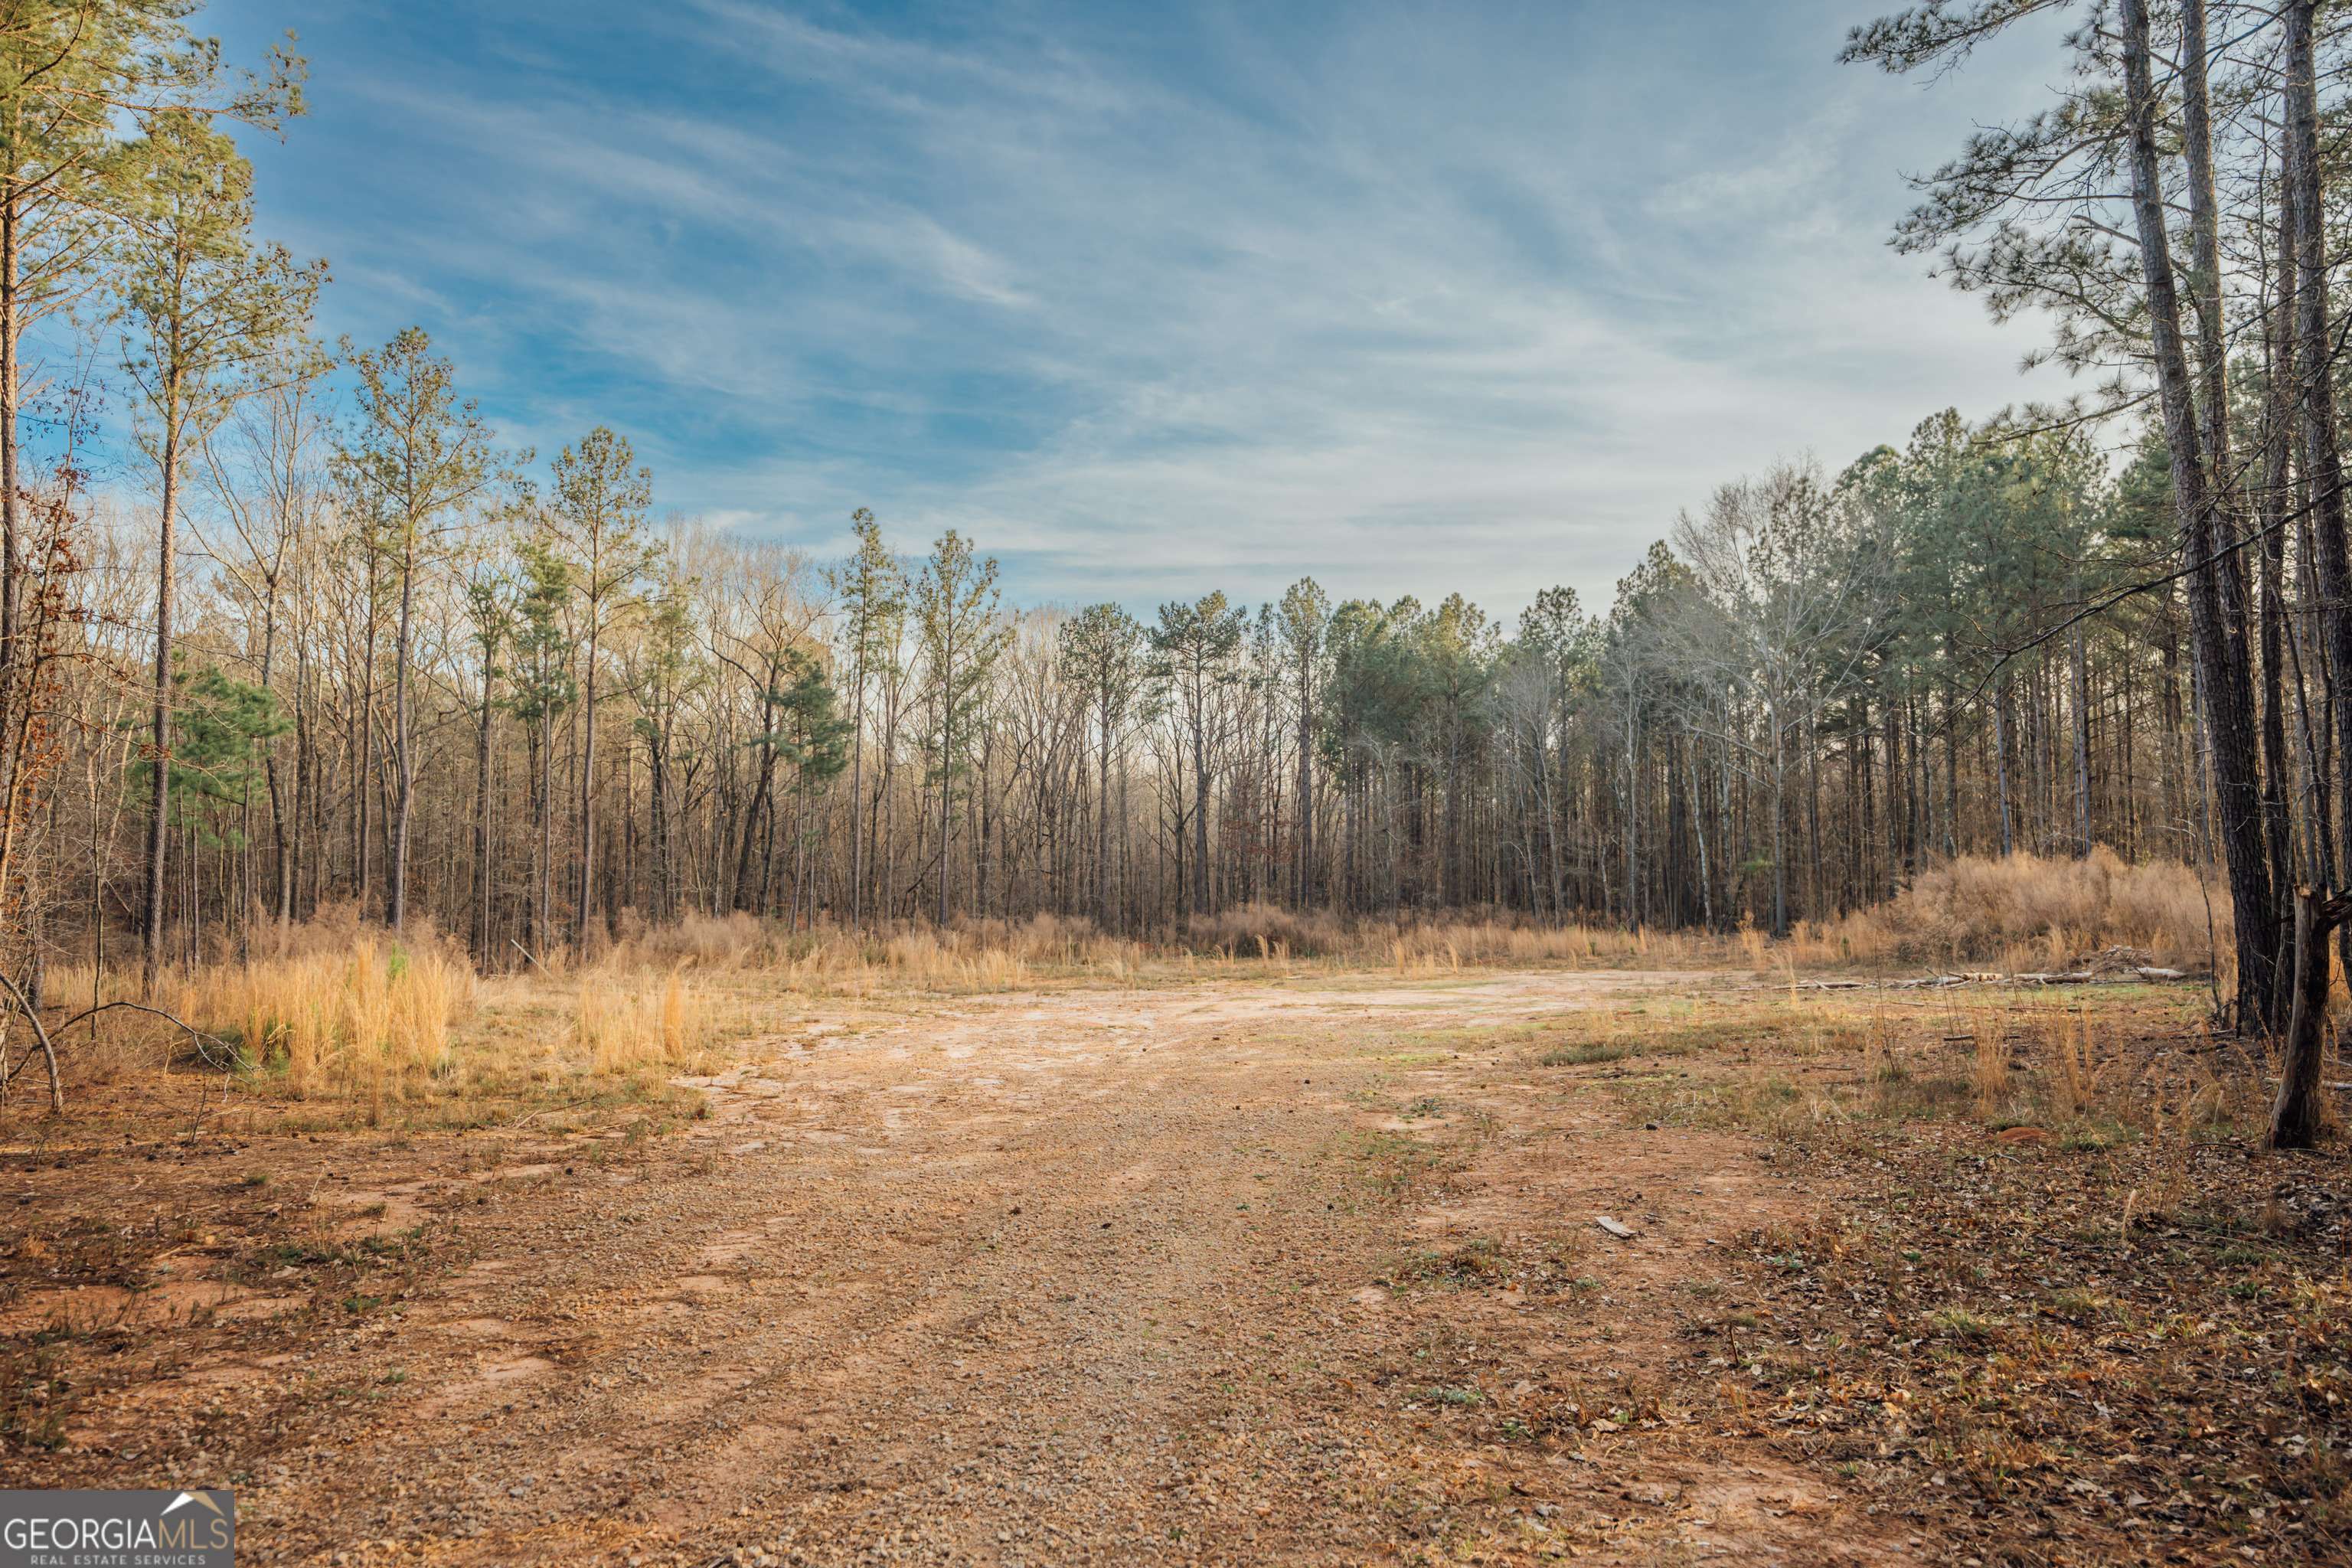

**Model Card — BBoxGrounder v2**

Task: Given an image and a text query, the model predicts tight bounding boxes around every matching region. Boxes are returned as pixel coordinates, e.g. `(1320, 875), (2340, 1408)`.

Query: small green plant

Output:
(1929, 1305), (1996, 1344)
(2043, 1287), (2104, 1322)
(1540, 1041), (1631, 1066)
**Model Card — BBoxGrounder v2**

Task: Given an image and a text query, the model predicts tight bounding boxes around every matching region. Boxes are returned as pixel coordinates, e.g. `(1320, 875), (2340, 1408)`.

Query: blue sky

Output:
(195, 0), (2072, 617)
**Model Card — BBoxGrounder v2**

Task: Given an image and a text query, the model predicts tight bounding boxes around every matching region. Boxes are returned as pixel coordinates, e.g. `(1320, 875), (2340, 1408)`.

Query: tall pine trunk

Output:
(2259, 129), (2301, 935)
(472, 678), (495, 960)
(142, 384), (182, 995)
(2288, 1), (2352, 939)
(389, 533), (416, 929)
(2123, 0), (2281, 1027)
(577, 621), (600, 948)
(1294, 658), (1314, 906)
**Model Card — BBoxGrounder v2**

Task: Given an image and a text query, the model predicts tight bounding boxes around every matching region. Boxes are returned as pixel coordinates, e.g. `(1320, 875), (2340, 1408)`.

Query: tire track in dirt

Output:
(116, 972), (1904, 1566)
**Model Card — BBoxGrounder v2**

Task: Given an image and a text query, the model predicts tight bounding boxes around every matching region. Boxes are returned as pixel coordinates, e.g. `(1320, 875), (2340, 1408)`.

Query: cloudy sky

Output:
(201, 0), (2074, 618)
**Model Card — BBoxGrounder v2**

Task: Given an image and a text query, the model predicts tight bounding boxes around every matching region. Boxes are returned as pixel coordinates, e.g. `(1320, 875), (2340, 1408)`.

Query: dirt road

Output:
(7, 972), (1900, 1565)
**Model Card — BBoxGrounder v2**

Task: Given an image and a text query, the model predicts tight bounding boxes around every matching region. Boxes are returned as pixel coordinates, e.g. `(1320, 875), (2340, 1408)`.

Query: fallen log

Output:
(1759, 968), (2200, 995)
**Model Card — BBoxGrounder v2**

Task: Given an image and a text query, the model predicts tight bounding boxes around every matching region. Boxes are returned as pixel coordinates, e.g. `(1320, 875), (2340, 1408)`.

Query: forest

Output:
(2, 4), (2349, 1565)
(3, 3), (2339, 1030)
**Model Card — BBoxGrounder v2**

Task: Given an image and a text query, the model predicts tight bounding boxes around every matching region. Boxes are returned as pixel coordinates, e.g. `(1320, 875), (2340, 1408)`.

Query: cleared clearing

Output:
(5, 968), (2344, 1566)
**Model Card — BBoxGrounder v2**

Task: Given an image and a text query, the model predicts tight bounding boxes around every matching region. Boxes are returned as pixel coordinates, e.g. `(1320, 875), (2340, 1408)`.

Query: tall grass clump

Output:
(604, 910), (776, 971)
(575, 970), (714, 1073)
(175, 939), (475, 1103)
(1971, 1012), (2011, 1119)
(1808, 849), (2222, 972)
(1180, 903), (1697, 970)
(597, 910), (1144, 995)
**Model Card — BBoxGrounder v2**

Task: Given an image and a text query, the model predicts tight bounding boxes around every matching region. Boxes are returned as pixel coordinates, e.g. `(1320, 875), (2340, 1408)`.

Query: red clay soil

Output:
(3, 972), (1946, 1564)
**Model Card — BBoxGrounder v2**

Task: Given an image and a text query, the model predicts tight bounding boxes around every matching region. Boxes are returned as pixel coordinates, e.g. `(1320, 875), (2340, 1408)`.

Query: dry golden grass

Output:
(24, 850), (2238, 1129)
(1798, 848), (2223, 972)
(172, 940), (475, 1111)
(573, 970), (719, 1074)
(1184, 901), (1707, 971)
(41, 940), (714, 1122)
(597, 900), (1728, 988)
(578, 850), (2223, 990)
(600, 910), (1145, 992)
(1971, 1011), (2009, 1118)
(46, 939), (478, 1107)
(1570, 979), (2262, 1154)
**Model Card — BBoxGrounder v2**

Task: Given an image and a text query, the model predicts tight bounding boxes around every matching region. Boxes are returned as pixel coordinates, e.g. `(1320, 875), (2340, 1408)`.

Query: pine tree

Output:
(831, 508), (903, 929)
(338, 326), (511, 929)
(913, 530), (1006, 925)
(1152, 593), (1246, 917)
(1059, 602), (1144, 927)
(116, 108), (320, 990)
(544, 426), (656, 949)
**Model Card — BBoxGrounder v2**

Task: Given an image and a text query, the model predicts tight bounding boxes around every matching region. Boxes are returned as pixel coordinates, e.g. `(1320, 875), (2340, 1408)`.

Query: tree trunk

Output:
(734, 675), (776, 914)
(577, 616), (599, 948)
(389, 532), (416, 929)
(2123, 0), (2280, 1029)
(142, 397), (182, 995)
(1097, 713), (1114, 926)
(0, 190), (19, 779)
(2069, 618), (2092, 857)
(472, 678), (495, 960)
(1994, 679), (2015, 858)
(1189, 673), (1210, 918)
(2288, 0), (2352, 944)
(650, 706), (672, 923)
(2269, 885), (2344, 1149)
(926, 648), (945, 930)
(2260, 126), (2301, 964)
(534, 714), (554, 954)
(848, 640), (867, 929)
(260, 577), (291, 926)
(1294, 657), (1314, 906)
(356, 579), (377, 913)
(2181, 0), (2252, 639)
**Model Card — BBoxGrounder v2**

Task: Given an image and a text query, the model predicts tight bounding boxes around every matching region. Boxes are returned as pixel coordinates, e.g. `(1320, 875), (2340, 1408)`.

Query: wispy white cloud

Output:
(226, 0), (2082, 617)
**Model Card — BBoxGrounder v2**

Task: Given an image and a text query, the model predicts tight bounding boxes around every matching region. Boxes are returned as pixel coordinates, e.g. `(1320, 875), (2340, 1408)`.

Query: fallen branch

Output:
(0, 970), (62, 1114)
(1785, 968), (2200, 994)
(52, 1000), (241, 1073)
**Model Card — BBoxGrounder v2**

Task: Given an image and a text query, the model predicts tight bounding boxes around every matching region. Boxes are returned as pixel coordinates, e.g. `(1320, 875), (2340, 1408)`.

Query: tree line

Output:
(0, 0), (2347, 1058)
